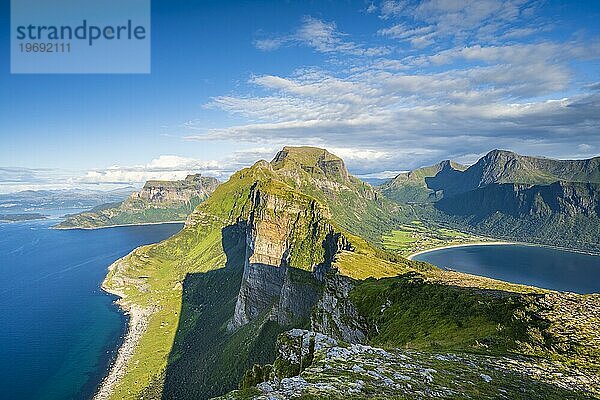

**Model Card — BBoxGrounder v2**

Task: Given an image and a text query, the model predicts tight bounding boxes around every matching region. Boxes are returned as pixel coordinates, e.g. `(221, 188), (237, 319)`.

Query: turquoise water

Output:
(414, 244), (600, 293)
(0, 219), (182, 399)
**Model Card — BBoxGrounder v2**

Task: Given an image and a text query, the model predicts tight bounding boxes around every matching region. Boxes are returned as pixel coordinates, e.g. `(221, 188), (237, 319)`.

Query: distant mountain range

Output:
(56, 174), (220, 229)
(381, 149), (600, 252)
(0, 187), (135, 214)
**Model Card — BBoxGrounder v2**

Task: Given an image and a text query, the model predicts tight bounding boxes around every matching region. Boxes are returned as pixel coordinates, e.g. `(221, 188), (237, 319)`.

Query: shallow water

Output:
(414, 244), (600, 293)
(0, 219), (182, 399)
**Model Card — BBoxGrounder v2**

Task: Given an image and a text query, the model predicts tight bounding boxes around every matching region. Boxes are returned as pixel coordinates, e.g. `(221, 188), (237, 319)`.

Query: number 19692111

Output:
(19, 42), (71, 53)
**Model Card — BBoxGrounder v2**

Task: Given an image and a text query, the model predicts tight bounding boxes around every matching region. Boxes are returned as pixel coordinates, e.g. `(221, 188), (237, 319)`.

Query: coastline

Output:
(54, 220), (185, 230)
(407, 240), (600, 260)
(93, 265), (153, 400)
(407, 241), (518, 260)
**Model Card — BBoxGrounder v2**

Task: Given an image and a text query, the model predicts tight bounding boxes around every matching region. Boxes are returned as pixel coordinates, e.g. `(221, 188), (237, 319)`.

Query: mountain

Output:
(428, 149), (600, 198)
(380, 160), (466, 203)
(381, 150), (600, 253)
(0, 187), (134, 214)
(97, 147), (599, 400)
(435, 181), (600, 252)
(56, 174), (219, 229)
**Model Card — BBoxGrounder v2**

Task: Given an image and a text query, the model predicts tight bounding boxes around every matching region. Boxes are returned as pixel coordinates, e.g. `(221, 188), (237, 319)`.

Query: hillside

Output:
(380, 160), (466, 203)
(97, 147), (599, 400)
(381, 150), (600, 254)
(56, 174), (219, 229)
(428, 149), (600, 198)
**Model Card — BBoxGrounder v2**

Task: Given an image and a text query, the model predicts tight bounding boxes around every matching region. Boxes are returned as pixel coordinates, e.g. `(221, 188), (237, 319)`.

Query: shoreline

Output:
(407, 240), (600, 260)
(407, 241), (517, 260)
(93, 264), (153, 400)
(54, 220), (185, 230)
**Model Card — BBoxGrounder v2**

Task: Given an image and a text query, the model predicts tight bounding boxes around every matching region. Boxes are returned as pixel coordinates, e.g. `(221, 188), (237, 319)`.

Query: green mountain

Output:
(428, 149), (600, 197)
(55, 174), (219, 229)
(98, 147), (599, 400)
(435, 181), (600, 252)
(380, 160), (466, 203)
(381, 150), (600, 253)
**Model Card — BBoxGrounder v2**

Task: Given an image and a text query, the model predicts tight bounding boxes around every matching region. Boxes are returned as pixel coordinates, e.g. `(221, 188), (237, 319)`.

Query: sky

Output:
(1, 0), (600, 193)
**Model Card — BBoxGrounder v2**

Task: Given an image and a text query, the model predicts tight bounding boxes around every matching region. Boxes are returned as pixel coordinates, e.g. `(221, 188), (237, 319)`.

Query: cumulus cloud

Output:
(178, 4), (600, 175)
(186, 47), (600, 173)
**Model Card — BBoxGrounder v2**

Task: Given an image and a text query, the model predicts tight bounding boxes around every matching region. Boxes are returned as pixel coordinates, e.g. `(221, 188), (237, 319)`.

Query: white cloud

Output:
(378, 0), (539, 47)
(254, 16), (390, 57)
(191, 6), (600, 174)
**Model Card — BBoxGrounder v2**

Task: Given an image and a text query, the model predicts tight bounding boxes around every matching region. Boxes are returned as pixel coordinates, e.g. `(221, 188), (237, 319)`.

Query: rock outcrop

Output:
(229, 183), (352, 330)
(219, 329), (599, 400)
(56, 174), (219, 228)
(131, 174), (219, 204)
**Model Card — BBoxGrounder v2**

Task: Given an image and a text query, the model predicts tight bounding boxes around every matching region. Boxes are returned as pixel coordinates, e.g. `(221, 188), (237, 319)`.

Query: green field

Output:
(382, 220), (488, 256)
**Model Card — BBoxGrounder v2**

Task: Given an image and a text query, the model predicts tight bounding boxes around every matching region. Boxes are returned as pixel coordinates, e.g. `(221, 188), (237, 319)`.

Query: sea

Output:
(414, 244), (600, 294)
(0, 215), (182, 399)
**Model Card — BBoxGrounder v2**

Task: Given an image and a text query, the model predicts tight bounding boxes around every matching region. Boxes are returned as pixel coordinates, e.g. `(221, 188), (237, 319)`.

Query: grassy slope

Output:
(380, 161), (466, 204)
(103, 147), (600, 399)
(103, 150), (414, 399)
(57, 197), (204, 228)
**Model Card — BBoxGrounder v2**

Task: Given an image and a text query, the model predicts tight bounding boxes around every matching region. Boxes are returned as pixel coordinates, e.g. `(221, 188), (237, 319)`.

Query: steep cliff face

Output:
(230, 183), (352, 330)
(437, 181), (600, 218)
(311, 274), (367, 343)
(56, 174), (219, 228)
(131, 174), (219, 204)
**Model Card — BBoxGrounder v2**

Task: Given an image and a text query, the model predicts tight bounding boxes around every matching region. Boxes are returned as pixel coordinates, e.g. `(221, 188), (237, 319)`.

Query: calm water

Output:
(414, 244), (600, 293)
(0, 219), (182, 400)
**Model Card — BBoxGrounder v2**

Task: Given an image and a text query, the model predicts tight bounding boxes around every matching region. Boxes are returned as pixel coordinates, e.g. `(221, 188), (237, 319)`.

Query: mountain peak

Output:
(484, 149), (519, 160)
(271, 146), (349, 182)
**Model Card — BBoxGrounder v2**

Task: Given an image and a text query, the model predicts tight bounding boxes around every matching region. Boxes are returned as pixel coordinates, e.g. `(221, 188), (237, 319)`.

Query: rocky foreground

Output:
(220, 329), (599, 400)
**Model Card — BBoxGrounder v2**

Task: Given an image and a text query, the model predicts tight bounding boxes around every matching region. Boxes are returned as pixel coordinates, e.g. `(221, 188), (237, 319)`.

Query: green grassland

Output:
(381, 219), (490, 257)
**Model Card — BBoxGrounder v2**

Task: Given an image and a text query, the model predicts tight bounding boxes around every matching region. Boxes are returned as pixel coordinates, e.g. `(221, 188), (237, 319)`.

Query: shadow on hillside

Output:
(158, 223), (287, 400)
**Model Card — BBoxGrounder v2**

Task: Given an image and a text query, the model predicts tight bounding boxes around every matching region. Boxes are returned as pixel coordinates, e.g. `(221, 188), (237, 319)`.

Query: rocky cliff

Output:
(222, 272), (600, 399)
(100, 147), (409, 399)
(132, 174), (219, 204)
(56, 174), (219, 228)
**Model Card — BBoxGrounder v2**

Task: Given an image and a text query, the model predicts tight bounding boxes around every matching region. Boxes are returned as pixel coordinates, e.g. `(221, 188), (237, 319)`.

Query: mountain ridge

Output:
(98, 146), (600, 400)
(56, 174), (219, 229)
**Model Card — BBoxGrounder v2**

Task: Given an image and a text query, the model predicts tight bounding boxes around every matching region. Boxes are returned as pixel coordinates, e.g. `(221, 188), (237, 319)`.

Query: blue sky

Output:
(1, 0), (600, 192)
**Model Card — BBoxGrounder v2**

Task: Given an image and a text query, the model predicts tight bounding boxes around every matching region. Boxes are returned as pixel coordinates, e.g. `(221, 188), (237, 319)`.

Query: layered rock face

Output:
(311, 274), (367, 343)
(56, 174), (220, 228)
(230, 184), (351, 330)
(437, 181), (600, 218)
(131, 174), (219, 205)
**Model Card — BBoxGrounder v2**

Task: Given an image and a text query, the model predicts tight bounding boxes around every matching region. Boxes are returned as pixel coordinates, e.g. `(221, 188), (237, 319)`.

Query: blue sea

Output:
(414, 244), (600, 294)
(0, 218), (182, 400)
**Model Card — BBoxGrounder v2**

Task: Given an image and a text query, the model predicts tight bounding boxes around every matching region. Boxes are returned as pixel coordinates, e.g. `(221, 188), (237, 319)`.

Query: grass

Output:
(348, 272), (558, 356)
(101, 155), (409, 399)
(381, 219), (490, 257)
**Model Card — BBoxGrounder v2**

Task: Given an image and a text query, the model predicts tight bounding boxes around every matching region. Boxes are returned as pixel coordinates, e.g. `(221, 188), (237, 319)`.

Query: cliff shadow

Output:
(159, 223), (287, 400)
